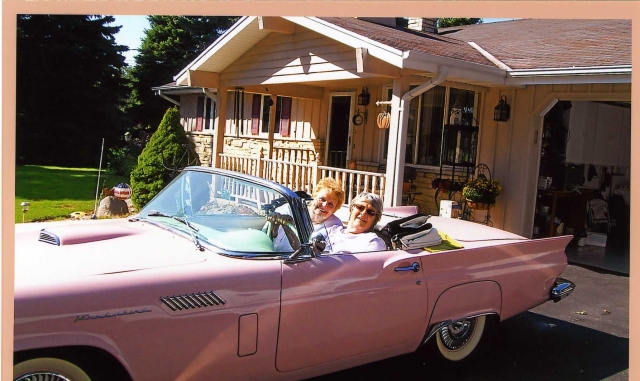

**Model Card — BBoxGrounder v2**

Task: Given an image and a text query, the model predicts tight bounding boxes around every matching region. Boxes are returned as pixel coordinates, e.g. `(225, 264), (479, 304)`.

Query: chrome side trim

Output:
(550, 277), (575, 302)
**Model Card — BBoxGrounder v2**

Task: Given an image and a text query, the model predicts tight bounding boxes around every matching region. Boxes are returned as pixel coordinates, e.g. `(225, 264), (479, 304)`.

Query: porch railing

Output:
(218, 153), (385, 202)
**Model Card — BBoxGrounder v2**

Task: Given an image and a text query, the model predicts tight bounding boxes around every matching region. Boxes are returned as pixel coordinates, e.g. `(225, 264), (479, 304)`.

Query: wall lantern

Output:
(358, 87), (370, 106)
(493, 95), (511, 122)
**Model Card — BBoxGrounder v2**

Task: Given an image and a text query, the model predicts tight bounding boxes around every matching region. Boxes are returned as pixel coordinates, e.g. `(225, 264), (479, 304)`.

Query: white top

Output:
(324, 225), (387, 254)
(274, 213), (343, 253)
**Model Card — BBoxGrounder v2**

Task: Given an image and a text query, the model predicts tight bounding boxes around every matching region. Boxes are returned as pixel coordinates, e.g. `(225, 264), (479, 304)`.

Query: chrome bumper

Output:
(550, 277), (575, 302)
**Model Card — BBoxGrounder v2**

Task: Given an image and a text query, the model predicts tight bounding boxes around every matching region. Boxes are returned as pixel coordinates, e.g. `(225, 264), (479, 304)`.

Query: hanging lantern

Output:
(493, 95), (511, 122)
(113, 183), (132, 200)
(357, 87), (370, 106)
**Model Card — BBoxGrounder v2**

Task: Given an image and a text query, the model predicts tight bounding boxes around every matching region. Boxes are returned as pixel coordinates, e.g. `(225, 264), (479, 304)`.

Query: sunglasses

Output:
(353, 204), (377, 216)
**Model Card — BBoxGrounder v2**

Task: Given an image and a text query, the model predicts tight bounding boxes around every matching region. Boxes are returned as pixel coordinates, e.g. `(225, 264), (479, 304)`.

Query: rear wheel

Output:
(435, 315), (487, 361)
(14, 357), (91, 381)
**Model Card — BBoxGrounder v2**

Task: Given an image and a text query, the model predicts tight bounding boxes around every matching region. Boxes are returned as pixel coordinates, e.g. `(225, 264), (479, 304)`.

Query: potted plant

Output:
(462, 176), (502, 210)
(403, 166), (417, 192)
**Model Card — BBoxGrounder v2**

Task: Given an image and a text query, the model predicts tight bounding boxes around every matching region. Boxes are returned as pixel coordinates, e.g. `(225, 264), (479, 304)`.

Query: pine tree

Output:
(127, 16), (239, 132)
(130, 107), (200, 209)
(16, 15), (130, 166)
(437, 18), (482, 28)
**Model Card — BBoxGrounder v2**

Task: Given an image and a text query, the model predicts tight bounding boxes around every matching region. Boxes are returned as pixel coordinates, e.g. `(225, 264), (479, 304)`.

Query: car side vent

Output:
(160, 291), (226, 311)
(38, 229), (61, 246)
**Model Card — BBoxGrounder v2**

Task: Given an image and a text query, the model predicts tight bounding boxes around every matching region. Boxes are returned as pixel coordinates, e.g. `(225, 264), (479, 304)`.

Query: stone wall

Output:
(186, 132), (214, 167)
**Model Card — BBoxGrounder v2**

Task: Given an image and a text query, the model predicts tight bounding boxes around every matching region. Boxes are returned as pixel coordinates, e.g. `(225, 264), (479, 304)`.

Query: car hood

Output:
(14, 218), (206, 286)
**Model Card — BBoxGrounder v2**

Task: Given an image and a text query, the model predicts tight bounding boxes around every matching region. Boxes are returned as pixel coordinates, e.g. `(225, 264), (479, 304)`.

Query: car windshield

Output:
(138, 170), (306, 256)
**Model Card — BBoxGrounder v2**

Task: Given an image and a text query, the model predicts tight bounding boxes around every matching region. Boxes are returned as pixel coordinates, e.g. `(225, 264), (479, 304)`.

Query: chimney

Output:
(407, 18), (439, 33)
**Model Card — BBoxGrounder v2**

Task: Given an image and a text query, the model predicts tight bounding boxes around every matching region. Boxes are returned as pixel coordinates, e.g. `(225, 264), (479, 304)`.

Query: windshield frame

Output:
(136, 166), (314, 258)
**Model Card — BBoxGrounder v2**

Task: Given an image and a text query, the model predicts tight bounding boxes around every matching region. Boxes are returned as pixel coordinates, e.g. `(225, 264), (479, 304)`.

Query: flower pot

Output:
(403, 182), (412, 193)
(466, 200), (494, 210)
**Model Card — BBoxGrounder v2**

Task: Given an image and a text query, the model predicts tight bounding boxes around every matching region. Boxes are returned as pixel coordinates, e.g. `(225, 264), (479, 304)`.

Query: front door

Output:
(326, 93), (354, 168)
(275, 251), (429, 372)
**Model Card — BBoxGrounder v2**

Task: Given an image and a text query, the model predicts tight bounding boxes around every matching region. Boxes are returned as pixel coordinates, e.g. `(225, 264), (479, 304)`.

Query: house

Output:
(153, 17), (631, 239)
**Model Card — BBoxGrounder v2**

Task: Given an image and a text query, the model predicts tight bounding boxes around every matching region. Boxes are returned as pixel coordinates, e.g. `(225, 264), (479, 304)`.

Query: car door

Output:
(276, 249), (429, 372)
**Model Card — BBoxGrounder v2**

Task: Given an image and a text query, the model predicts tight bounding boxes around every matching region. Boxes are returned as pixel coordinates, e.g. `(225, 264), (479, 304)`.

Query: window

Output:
(195, 96), (216, 132)
(380, 85), (478, 166)
(204, 97), (215, 130)
(250, 94), (292, 137)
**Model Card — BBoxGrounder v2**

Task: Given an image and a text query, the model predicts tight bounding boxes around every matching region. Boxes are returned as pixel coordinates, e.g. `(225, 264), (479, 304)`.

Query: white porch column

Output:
(384, 76), (410, 207)
(212, 86), (228, 168)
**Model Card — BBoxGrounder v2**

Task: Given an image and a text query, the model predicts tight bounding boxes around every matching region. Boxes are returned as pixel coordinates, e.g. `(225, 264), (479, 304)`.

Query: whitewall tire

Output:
(435, 315), (487, 362)
(14, 357), (91, 381)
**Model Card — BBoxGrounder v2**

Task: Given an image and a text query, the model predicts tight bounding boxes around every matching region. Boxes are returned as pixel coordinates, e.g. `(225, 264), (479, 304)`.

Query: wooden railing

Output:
(318, 166), (385, 203)
(218, 153), (385, 202)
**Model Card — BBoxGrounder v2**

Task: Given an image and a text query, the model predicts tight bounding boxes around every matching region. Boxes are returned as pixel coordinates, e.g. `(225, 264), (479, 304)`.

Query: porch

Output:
(218, 152), (386, 204)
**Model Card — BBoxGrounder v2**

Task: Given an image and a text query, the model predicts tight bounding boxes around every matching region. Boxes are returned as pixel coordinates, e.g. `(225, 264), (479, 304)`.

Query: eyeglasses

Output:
(353, 204), (377, 216)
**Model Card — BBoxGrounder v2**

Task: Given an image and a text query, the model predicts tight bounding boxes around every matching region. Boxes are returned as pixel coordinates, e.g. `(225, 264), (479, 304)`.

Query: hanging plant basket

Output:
(466, 200), (494, 210)
(376, 111), (391, 129)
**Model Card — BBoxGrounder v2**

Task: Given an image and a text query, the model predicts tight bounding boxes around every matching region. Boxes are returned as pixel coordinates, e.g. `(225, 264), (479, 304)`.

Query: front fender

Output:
(14, 332), (133, 376)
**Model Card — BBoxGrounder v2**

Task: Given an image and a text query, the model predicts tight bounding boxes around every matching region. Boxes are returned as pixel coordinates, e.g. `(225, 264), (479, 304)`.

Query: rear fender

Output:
(428, 281), (502, 326)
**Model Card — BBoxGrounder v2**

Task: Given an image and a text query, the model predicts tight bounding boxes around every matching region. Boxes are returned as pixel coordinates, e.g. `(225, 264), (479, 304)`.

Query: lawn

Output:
(15, 165), (129, 223)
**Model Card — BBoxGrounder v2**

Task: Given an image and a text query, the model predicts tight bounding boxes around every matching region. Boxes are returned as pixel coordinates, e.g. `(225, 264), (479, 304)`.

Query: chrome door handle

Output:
(395, 262), (420, 273)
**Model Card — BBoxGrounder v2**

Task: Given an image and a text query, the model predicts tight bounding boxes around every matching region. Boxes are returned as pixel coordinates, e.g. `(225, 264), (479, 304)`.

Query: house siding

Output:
(220, 26), (358, 86)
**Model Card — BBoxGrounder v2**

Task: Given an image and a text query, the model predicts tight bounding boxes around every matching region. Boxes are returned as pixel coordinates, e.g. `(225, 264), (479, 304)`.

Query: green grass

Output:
(15, 165), (129, 223)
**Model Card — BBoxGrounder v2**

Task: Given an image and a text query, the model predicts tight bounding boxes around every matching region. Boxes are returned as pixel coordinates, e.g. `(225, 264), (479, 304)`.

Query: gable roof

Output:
(173, 16), (630, 89)
(319, 17), (496, 68)
(439, 19), (631, 70)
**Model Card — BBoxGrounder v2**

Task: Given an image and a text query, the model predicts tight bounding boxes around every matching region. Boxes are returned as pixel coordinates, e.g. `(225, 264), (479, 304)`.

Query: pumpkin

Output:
(376, 111), (391, 129)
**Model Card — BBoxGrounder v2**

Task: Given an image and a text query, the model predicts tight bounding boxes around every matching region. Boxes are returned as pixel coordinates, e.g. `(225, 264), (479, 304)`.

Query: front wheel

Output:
(435, 315), (487, 361)
(14, 357), (91, 381)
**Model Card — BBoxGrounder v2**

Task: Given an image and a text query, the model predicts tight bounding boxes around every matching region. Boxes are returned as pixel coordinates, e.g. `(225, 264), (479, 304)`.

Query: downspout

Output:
(389, 65), (450, 206)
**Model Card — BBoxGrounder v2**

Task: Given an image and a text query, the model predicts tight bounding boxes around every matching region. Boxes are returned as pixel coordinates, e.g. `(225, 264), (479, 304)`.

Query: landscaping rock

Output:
(97, 196), (129, 217)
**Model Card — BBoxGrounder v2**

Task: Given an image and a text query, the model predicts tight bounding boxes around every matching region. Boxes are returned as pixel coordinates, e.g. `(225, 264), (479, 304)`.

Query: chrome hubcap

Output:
(15, 372), (72, 381)
(438, 318), (477, 350)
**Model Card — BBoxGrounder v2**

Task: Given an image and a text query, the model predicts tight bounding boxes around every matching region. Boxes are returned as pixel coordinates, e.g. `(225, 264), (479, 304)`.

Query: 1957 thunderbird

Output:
(13, 167), (575, 381)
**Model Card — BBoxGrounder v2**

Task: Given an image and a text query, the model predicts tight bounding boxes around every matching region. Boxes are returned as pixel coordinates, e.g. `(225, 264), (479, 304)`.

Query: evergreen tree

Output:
(130, 107), (200, 209)
(16, 15), (130, 166)
(127, 16), (239, 132)
(437, 18), (482, 28)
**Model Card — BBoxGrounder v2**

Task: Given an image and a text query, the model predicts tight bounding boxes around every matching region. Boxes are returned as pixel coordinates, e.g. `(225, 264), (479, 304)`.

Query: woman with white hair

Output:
(322, 192), (386, 254)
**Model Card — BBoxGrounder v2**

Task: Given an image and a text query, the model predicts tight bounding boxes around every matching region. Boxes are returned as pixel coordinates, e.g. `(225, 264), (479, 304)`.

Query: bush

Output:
(129, 107), (200, 209)
(107, 145), (139, 177)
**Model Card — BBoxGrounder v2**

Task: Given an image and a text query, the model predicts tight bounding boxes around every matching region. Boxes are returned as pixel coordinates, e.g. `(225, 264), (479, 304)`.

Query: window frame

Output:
(378, 84), (480, 170)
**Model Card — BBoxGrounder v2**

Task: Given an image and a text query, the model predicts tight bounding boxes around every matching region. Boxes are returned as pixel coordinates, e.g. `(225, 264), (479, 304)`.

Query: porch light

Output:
(493, 95), (510, 122)
(358, 87), (370, 106)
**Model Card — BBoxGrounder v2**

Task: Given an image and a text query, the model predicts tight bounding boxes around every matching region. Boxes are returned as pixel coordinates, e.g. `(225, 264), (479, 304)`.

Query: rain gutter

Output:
(385, 65), (450, 206)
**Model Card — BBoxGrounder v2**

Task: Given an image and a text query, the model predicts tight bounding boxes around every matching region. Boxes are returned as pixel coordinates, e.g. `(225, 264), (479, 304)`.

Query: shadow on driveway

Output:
(310, 311), (629, 381)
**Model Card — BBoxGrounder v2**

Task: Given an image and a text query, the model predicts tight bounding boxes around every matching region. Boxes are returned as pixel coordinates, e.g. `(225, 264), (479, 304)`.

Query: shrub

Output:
(129, 107), (200, 209)
(107, 145), (139, 177)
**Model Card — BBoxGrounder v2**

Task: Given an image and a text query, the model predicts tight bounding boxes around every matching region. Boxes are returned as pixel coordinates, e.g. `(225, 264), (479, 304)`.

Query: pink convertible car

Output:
(14, 167), (574, 381)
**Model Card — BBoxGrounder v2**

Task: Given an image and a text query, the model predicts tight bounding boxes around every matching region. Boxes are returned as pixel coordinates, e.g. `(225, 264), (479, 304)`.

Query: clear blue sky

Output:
(111, 16), (150, 65)
(111, 16), (515, 66)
